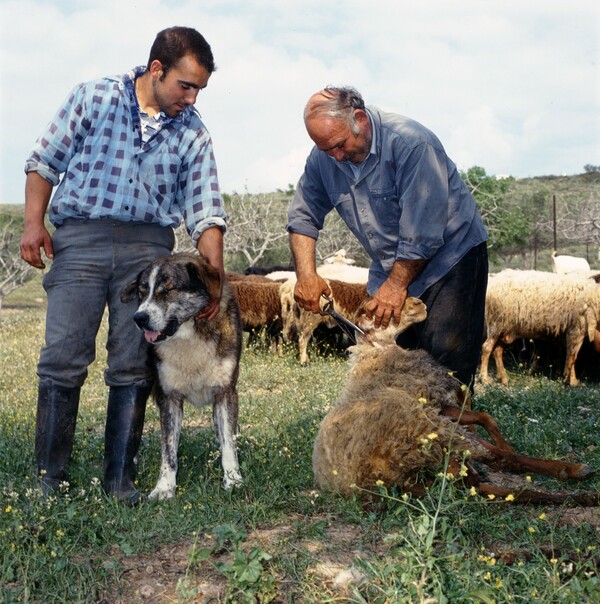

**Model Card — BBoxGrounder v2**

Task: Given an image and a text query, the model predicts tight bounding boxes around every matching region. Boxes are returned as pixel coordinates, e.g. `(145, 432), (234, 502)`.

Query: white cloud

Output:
(1, 0), (599, 202)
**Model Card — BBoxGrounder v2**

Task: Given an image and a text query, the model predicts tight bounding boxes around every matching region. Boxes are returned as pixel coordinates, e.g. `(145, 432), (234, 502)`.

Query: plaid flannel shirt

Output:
(25, 66), (226, 242)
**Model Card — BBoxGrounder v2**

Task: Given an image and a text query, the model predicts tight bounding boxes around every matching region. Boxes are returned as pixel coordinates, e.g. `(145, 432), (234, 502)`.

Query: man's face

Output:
(306, 112), (371, 164)
(151, 54), (211, 117)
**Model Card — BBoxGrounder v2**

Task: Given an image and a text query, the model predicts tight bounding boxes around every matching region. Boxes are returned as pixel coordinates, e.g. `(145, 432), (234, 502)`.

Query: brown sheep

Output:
(313, 298), (598, 505)
(280, 279), (368, 364)
(480, 270), (600, 386)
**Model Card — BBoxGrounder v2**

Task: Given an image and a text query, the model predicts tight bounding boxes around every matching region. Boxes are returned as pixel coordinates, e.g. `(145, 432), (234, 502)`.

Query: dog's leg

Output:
(213, 388), (242, 489)
(149, 392), (184, 500)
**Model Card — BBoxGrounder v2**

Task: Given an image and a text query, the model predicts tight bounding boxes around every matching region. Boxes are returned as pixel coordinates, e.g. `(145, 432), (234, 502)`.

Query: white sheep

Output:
(313, 298), (598, 505)
(480, 270), (600, 386)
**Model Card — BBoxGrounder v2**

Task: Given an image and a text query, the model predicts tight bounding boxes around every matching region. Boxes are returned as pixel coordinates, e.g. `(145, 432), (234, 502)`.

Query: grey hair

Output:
(304, 86), (365, 134)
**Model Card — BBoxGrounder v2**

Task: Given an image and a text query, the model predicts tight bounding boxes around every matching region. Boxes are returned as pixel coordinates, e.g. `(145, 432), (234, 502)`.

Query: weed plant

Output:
(1, 281), (599, 602)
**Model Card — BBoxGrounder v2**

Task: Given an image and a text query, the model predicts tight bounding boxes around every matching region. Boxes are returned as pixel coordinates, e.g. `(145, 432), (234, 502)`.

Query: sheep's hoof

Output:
(574, 465), (595, 481)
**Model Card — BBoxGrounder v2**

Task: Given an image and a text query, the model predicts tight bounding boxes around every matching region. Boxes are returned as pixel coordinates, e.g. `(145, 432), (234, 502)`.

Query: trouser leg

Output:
(35, 385), (81, 495)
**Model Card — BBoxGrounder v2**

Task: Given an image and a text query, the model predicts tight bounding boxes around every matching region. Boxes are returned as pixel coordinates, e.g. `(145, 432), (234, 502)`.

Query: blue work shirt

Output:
(24, 66), (226, 243)
(287, 106), (488, 297)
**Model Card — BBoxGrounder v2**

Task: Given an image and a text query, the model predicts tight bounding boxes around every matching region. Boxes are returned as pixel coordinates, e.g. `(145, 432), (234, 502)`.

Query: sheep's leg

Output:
(441, 406), (515, 453)
(479, 337), (495, 384)
(458, 457), (598, 506)
(298, 331), (311, 365)
(492, 344), (509, 385)
(563, 330), (584, 386)
(473, 438), (594, 481)
(476, 481), (600, 506)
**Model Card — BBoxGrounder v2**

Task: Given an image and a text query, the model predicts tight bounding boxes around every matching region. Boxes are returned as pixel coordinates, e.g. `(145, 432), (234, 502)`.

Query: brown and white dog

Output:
(121, 252), (243, 499)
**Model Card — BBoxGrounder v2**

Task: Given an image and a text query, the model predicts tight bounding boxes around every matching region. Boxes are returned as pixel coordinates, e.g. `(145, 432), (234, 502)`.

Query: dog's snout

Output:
(134, 311), (150, 329)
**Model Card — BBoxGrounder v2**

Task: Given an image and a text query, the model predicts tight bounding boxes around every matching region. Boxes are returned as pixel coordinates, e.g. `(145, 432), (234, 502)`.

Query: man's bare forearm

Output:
(289, 232), (318, 278)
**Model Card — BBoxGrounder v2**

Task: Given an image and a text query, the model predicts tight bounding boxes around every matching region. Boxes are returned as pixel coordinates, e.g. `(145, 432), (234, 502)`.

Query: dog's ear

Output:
(188, 254), (222, 300)
(121, 275), (141, 303)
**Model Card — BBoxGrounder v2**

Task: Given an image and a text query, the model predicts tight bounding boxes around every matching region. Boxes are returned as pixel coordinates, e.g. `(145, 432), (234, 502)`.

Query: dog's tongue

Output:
(143, 330), (161, 343)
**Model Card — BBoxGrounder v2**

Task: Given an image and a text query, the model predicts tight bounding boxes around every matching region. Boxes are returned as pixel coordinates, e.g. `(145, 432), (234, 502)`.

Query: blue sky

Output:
(1, 0), (599, 203)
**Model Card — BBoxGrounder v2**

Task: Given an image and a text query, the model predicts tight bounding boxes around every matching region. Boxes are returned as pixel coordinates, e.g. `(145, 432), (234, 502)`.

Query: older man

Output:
(287, 86), (488, 389)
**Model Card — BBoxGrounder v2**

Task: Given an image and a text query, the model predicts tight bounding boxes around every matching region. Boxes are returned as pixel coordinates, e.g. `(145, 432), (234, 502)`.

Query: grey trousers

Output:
(38, 219), (175, 389)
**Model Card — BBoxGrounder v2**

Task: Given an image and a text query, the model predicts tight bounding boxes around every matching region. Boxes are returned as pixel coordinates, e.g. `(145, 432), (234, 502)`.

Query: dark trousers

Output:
(396, 242), (488, 390)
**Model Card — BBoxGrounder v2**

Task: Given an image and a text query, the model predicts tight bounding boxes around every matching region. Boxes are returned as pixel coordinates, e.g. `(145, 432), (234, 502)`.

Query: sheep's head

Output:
(354, 297), (427, 348)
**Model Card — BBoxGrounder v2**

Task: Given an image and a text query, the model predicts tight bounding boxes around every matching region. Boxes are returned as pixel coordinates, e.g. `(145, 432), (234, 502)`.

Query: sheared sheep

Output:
(480, 269), (600, 386)
(313, 298), (598, 505)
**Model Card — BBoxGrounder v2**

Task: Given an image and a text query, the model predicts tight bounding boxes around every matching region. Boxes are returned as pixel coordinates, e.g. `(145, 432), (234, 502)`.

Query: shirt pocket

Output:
(370, 188), (401, 238)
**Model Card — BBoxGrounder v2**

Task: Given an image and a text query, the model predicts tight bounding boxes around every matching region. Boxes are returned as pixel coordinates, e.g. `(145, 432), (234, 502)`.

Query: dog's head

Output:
(354, 297), (427, 348)
(121, 252), (221, 344)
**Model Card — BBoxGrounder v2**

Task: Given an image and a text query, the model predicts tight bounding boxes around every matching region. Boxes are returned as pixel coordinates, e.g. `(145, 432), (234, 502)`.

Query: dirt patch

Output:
(99, 516), (377, 603)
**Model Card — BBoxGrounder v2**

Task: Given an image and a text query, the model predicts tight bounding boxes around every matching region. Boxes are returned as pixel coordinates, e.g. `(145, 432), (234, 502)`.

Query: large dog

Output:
(121, 252), (243, 499)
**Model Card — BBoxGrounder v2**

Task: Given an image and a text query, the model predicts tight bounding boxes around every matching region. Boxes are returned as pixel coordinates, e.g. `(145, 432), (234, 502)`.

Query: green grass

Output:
(1, 282), (599, 603)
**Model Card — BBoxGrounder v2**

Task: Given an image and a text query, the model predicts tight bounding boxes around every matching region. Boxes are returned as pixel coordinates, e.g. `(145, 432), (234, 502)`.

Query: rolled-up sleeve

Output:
(24, 84), (89, 185)
(178, 133), (227, 243)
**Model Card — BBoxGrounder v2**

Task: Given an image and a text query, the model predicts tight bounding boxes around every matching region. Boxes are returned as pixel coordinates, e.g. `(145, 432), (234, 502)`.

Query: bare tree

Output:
(223, 193), (290, 267)
(556, 193), (600, 248)
(0, 219), (33, 310)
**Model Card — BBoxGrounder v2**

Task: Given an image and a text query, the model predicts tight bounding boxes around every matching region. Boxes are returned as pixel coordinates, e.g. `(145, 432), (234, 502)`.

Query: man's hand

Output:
(364, 258), (427, 328)
(364, 279), (407, 328)
(21, 172), (54, 269)
(195, 296), (221, 321)
(20, 223), (54, 269)
(294, 273), (331, 315)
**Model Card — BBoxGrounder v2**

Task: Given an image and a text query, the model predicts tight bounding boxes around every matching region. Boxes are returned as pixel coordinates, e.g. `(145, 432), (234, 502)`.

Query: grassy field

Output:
(1, 276), (599, 603)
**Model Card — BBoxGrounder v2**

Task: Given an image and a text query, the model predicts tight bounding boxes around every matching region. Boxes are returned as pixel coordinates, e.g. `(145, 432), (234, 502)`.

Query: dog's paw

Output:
(223, 471), (243, 490)
(148, 485), (176, 501)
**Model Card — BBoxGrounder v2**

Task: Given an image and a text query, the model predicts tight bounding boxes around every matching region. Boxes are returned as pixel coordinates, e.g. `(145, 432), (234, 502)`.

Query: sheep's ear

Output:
(394, 297), (427, 336)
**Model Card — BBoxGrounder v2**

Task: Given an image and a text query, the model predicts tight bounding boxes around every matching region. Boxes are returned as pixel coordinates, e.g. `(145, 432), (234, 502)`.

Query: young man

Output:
(287, 86), (488, 390)
(21, 26), (226, 504)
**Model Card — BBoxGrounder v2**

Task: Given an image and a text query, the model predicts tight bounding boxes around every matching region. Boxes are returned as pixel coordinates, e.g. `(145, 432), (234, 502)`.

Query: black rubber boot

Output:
(35, 385), (81, 496)
(103, 384), (151, 505)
